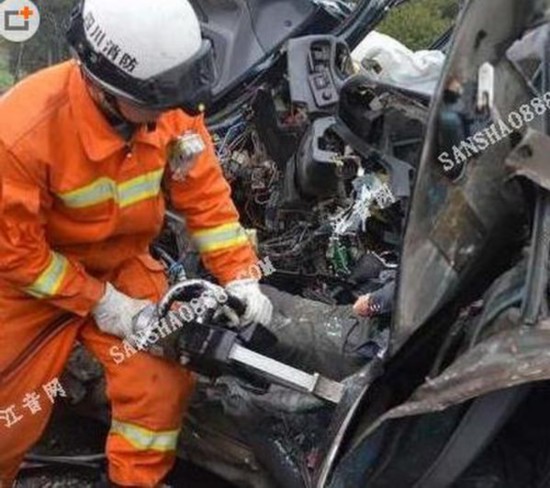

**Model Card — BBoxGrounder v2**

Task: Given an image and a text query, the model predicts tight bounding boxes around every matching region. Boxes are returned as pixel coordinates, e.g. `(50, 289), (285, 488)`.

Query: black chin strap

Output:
(81, 69), (138, 142)
(98, 91), (157, 139)
(82, 70), (159, 141)
(101, 91), (138, 142)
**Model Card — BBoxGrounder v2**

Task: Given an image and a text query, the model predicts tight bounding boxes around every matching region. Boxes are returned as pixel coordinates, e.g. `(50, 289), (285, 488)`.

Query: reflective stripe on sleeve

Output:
(56, 169), (164, 209)
(191, 222), (249, 253)
(110, 419), (179, 452)
(25, 252), (69, 298)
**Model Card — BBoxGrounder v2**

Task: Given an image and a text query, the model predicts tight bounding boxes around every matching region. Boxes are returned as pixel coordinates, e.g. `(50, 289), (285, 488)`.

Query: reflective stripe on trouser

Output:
(110, 420), (179, 453)
(78, 256), (195, 486)
(0, 255), (195, 487)
(191, 222), (249, 253)
(0, 322), (193, 487)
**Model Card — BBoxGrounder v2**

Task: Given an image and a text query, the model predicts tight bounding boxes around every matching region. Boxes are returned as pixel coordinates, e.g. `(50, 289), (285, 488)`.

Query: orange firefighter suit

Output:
(0, 60), (258, 486)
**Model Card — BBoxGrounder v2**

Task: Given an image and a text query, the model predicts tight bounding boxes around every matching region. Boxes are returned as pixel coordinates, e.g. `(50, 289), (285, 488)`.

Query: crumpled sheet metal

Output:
(260, 285), (379, 381)
(207, 376), (326, 415)
(350, 314), (550, 450)
(196, 285), (382, 419)
(179, 286), (381, 488)
(392, 0), (542, 352)
(506, 128), (550, 191)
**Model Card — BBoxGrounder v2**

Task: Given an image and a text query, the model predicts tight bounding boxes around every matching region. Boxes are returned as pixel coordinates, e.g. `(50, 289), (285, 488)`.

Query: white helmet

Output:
(66, 0), (215, 114)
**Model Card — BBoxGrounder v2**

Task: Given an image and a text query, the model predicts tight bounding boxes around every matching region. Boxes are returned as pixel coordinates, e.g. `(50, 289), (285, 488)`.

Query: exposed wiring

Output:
(260, 224), (325, 258)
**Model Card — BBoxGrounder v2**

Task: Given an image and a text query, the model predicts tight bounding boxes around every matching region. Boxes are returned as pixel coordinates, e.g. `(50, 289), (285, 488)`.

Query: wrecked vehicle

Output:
(25, 0), (534, 487)
(160, 0), (550, 486)
(155, 0), (429, 307)
(314, 0), (550, 487)
(143, 0), (550, 488)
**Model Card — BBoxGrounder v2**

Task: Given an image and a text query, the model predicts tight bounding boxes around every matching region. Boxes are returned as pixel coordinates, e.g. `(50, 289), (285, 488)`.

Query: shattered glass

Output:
(331, 174), (396, 236)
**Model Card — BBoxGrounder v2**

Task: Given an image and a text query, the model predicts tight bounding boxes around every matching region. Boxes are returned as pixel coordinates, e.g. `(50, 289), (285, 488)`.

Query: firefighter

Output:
(0, 0), (272, 485)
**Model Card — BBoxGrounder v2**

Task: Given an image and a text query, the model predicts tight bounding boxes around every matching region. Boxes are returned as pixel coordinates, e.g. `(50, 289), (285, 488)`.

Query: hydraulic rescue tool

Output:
(131, 278), (345, 404)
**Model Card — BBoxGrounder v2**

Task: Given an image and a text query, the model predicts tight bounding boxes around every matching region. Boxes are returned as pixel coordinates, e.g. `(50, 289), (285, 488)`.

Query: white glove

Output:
(91, 283), (152, 341)
(225, 279), (273, 327)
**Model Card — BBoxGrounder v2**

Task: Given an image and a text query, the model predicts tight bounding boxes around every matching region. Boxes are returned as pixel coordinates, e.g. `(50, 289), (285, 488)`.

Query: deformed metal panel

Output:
(318, 0), (550, 485)
(392, 0), (538, 351)
(349, 314), (550, 444)
(506, 128), (550, 191)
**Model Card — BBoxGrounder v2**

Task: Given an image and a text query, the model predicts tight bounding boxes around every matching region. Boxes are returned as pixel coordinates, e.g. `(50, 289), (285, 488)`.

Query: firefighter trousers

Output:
(0, 254), (195, 487)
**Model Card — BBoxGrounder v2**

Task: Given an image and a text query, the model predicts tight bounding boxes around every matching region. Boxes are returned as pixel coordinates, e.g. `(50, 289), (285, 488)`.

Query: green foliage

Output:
(0, 68), (14, 91)
(0, 42), (14, 91)
(0, 0), (458, 90)
(377, 0), (459, 51)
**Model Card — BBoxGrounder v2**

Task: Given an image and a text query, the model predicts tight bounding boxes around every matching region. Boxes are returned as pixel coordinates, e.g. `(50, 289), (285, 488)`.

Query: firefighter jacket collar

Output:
(69, 62), (161, 162)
